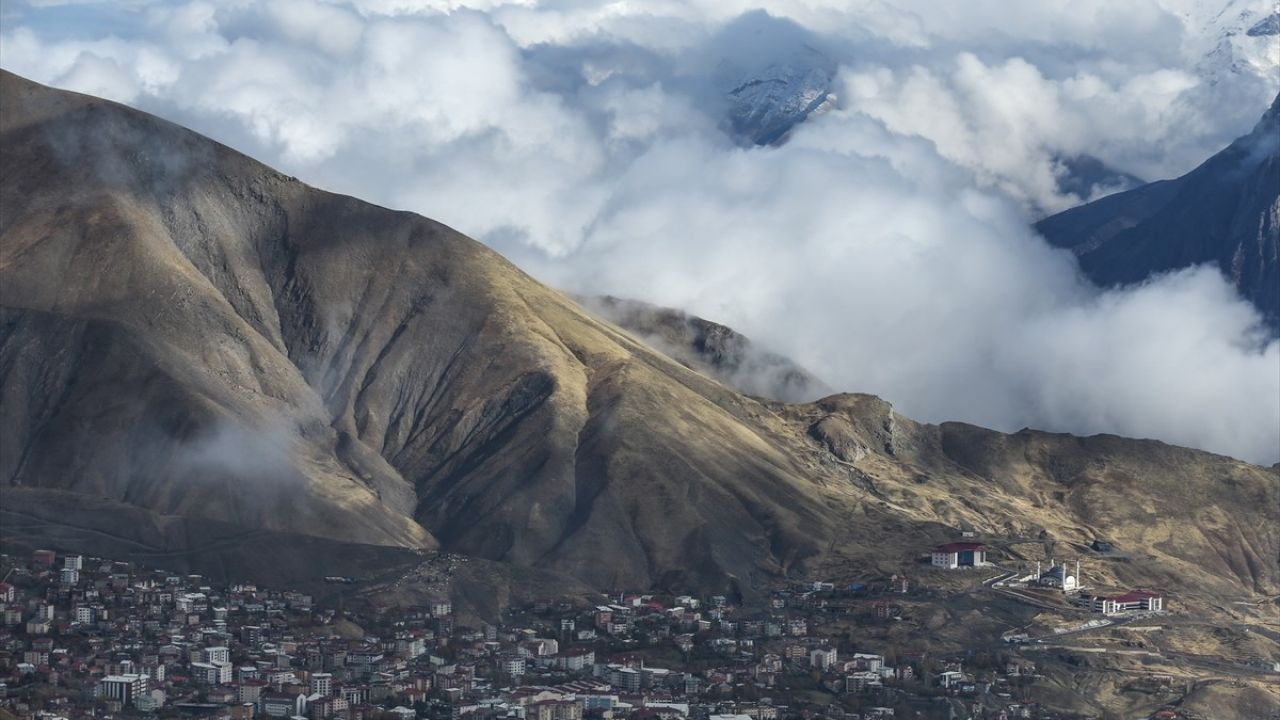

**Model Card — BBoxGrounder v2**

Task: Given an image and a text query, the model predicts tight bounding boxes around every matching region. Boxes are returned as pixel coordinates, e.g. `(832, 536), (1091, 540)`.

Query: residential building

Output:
(311, 672), (333, 697)
(931, 542), (988, 569)
(97, 674), (150, 705)
(809, 647), (837, 671)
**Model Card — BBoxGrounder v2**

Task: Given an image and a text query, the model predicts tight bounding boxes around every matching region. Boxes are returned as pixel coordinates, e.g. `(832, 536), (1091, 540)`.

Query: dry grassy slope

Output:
(1, 70), (1276, 613)
(0, 70), (837, 594)
(787, 394), (1280, 605)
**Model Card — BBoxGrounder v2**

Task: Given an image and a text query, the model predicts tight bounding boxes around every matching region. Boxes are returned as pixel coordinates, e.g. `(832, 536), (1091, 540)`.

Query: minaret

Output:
(1076, 560), (1081, 587)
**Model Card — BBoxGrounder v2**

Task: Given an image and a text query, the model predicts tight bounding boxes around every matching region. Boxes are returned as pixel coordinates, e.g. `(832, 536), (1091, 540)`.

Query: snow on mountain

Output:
(1169, 0), (1280, 87)
(718, 48), (836, 146)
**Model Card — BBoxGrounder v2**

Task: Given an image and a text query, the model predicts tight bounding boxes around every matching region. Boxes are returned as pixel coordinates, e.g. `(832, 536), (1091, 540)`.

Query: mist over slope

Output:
(580, 295), (831, 403)
(1, 73), (1276, 619)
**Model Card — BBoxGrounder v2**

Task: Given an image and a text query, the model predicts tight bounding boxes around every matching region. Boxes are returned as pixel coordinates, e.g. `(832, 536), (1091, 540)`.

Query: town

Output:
(0, 544), (1217, 720)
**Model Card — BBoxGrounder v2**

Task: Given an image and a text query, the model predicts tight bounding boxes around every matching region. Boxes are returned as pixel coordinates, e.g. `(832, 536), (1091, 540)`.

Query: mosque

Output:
(1036, 559), (1081, 593)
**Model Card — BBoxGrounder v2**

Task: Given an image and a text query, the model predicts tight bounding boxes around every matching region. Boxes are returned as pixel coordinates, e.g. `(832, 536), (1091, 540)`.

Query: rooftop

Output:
(934, 542), (986, 552)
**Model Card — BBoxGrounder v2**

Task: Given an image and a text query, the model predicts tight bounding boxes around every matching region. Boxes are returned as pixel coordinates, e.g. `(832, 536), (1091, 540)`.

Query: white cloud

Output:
(1, 0), (1277, 464)
(845, 56), (1204, 211)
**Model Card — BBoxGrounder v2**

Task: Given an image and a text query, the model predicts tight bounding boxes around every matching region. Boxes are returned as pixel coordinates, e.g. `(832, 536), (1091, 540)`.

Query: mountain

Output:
(1037, 92), (1280, 329)
(578, 296), (830, 403)
(705, 12), (837, 147)
(1247, 10), (1280, 36)
(1185, 0), (1280, 90)
(718, 48), (836, 146)
(0, 69), (840, 596)
(2, 70), (1277, 631)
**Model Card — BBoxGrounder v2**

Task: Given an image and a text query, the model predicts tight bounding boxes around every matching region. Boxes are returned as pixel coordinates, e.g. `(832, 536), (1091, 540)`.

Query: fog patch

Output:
(168, 415), (305, 490)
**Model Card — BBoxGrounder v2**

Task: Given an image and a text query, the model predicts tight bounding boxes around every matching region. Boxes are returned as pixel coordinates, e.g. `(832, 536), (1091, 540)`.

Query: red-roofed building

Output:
(931, 542), (988, 569)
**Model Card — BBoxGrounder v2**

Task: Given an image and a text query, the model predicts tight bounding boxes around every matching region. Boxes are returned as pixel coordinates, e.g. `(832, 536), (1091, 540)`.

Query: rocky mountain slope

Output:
(1037, 92), (1280, 330)
(579, 296), (830, 403)
(2, 72), (1277, 624)
(0, 69), (839, 596)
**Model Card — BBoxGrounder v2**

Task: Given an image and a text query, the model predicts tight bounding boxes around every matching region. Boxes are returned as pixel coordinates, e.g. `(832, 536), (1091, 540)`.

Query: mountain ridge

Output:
(1, 71), (1276, 624)
(1037, 92), (1280, 330)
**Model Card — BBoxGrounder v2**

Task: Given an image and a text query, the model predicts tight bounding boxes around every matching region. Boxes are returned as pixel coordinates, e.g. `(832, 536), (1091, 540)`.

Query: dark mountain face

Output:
(1247, 12), (1280, 36)
(1037, 94), (1280, 331)
(1, 71), (1277, 620)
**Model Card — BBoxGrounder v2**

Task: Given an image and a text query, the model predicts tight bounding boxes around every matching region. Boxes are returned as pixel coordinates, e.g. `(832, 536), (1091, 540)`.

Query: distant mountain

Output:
(1189, 1), (1280, 88)
(2, 71), (1276, 623)
(716, 47), (835, 146)
(1037, 93), (1280, 330)
(1247, 10), (1280, 36)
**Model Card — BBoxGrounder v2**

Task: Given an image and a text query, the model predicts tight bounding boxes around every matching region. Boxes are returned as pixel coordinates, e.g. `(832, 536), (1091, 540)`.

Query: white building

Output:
(931, 543), (987, 569)
(1084, 591), (1164, 615)
(809, 647), (837, 671)
(310, 672), (332, 697)
(607, 666), (641, 692)
(190, 661), (232, 685)
(97, 674), (149, 705)
(559, 648), (594, 672)
(850, 653), (883, 673)
(936, 671), (964, 688)
(501, 657), (526, 677)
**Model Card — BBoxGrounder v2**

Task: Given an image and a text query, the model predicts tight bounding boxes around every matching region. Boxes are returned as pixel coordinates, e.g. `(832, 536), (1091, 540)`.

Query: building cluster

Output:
(930, 543), (1166, 617)
(0, 548), (1177, 720)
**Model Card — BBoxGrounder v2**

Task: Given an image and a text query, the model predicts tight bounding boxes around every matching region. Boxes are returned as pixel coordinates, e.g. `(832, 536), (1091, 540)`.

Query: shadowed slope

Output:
(1038, 93), (1280, 330)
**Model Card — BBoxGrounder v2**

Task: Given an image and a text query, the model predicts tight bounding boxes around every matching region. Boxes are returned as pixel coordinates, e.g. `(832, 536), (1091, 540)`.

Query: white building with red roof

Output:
(931, 542), (988, 569)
